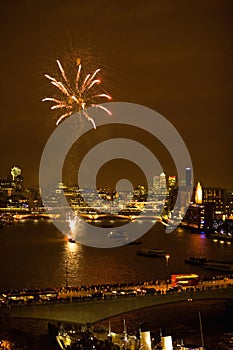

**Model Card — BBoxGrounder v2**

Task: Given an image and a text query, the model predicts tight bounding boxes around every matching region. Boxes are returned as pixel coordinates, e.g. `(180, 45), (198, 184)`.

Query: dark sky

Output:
(0, 0), (232, 189)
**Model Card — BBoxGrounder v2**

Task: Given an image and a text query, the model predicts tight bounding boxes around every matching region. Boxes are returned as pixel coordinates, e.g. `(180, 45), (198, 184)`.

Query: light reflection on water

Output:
(64, 241), (83, 286)
(0, 220), (232, 290)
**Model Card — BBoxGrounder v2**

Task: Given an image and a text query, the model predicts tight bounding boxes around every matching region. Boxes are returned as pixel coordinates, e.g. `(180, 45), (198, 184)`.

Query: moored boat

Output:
(108, 230), (128, 241)
(136, 248), (166, 257)
(185, 257), (233, 272)
(185, 257), (208, 266)
(202, 261), (233, 272)
(127, 240), (142, 246)
(55, 320), (205, 350)
(206, 231), (233, 242)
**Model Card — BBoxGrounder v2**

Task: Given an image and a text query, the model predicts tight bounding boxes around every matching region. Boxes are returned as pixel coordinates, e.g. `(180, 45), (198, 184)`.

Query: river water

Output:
(0, 219), (232, 291)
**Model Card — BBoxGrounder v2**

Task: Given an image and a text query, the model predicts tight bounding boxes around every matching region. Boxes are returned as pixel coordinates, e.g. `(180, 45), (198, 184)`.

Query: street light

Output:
(165, 254), (170, 287)
(165, 254), (170, 266)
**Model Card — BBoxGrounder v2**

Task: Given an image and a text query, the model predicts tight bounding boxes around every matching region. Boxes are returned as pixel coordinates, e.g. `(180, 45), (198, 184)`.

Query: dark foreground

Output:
(0, 300), (233, 349)
(95, 299), (233, 349)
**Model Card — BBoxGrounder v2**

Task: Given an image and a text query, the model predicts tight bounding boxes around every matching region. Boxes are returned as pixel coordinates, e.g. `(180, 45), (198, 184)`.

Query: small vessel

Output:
(185, 257), (233, 272)
(108, 230), (128, 241)
(185, 257), (208, 266)
(67, 236), (76, 243)
(127, 240), (142, 246)
(202, 261), (233, 272)
(136, 248), (166, 257)
(206, 231), (233, 242)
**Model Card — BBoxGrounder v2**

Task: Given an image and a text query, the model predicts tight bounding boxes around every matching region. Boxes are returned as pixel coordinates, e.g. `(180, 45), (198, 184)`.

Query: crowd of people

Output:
(1, 274), (233, 308)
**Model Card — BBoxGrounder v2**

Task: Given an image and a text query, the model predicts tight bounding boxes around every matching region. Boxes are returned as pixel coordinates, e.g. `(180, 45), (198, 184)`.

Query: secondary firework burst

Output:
(43, 58), (112, 128)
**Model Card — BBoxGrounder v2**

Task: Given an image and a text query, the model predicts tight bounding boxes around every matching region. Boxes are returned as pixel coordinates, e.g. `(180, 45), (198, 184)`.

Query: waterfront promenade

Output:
(9, 280), (233, 324)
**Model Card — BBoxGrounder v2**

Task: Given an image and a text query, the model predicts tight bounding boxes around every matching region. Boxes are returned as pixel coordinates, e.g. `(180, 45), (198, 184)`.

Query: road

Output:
(10, 282), (233, 324)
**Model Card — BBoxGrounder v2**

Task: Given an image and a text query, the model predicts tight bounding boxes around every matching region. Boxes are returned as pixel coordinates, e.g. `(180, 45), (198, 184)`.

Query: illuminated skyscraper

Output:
(185, 167), (192, 187)
(195, 182), (203, 204)
(202, 187), (226, 217)
(160, 172), (166, 189)
(168, 176), (176, 188)
(153, 172), (168, 199)
(153, 175), (160, 191)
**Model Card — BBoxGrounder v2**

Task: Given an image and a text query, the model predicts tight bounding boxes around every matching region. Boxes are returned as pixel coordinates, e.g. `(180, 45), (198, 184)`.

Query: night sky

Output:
(0, 0), (232, 189)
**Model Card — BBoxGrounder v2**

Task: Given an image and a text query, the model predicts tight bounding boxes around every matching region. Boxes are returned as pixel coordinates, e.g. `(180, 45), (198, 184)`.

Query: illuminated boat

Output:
(67, 236), (76, 243)
(206, 231), (233, 242)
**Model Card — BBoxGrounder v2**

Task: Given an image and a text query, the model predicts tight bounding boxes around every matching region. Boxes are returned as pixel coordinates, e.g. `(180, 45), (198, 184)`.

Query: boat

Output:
(185, 257), (208, 266)
(127, 240), (142, 246)
(108, 230), (129, 241)
(136, 248), (166, 257)
(202, 261), (233, 272)
(55, 320), (138, 350)
(55, 320), (205, 350)
(67, 236), (76, 243)
(56, 326), (92, 350)
(206, 231), (233, 242)
(185, 257), (233, 272)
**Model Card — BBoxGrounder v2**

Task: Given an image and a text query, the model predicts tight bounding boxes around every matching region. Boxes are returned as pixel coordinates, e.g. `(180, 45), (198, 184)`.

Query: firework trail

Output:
(43, 58), (112, 128)
(68, 213), (78, 234)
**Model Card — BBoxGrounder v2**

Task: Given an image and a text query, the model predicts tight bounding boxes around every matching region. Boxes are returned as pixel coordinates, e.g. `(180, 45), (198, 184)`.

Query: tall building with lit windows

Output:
(202, 187), (226, 230)
(153, 175), (160, 192)
(168, 176), (176, 188)
(185, 167), (192, 188)
(159, 172), (167, 195)
(226, 190), (233, 217)
(167, 176), (177, 211)
(202, 187), (226, 217)
(153, 172), (167, 195)
(182, 203), (205, 231)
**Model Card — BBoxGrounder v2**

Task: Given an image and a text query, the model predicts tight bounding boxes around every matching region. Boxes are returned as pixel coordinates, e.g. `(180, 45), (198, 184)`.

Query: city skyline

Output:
(0, 163), (232, 192)
(0, 0), (232, 189)
(1, 163), (232, 190)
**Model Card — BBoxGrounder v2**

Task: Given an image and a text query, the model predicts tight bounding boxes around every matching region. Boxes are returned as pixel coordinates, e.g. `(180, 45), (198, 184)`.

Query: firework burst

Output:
(43, 58), (112, 128)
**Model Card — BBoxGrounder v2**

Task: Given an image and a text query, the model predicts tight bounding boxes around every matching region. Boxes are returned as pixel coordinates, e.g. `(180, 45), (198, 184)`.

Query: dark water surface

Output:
(0, 219), (232, 290)
(0, 220), (233, 349)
